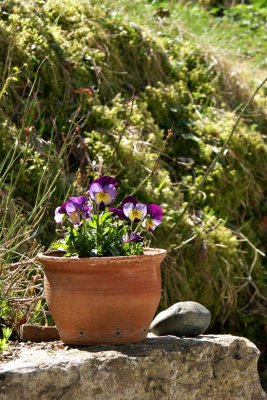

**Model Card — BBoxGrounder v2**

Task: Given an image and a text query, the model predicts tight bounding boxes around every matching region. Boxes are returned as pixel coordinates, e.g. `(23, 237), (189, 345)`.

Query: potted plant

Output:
(37, 176), (166, 345)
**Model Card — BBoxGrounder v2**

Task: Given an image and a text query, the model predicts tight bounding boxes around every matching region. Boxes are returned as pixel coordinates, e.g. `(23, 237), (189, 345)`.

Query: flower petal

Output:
(69, 196), (87, 209)
(109, 208), (126, 219)
(123, 232), (143, 243)
(103, 184), (117, 202)
(123, 202), (134, 218)
(144, 217), (161, 232)
(95, 191), (113, 205)
(129, 232), (143, 242)
(121, 196), (137, 206)
(68, 211), (80, 226)
(66, 202), (77, 216)
(57, 201), (69, 214)
(54, 207), (65, 224)
(147, 204), (163, 221)
(98, 176), (118, 187)
(135, 203), (147, 218)
(89, 182), (103, 200)
(82, 204), (92, 220)
(88, 176), (118, 190)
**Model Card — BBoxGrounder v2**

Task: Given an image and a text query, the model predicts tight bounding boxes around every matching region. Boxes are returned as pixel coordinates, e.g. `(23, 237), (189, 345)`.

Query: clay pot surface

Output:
(37, 248), (166, 345)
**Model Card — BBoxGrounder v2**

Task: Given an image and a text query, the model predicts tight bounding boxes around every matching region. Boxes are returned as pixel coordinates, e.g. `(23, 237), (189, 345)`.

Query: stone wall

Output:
(0, 335), (266, 400)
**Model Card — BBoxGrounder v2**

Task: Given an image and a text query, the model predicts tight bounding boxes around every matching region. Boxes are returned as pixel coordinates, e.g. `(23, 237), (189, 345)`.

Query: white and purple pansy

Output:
(88, 176), (118, 206)
(109, 196), (136, 220)
(69, 196), (92, 221)
(122, 197), (147, 222)
(54, 196), (92, 226)
(143, 204), (163, 232)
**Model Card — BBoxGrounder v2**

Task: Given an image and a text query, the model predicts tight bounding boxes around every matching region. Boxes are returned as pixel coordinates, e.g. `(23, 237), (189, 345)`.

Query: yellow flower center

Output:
(69, 211), (79, 225)
(129, 209), (143, 221)
(95, 191), (111, 205)
(145, 218), (154, 229)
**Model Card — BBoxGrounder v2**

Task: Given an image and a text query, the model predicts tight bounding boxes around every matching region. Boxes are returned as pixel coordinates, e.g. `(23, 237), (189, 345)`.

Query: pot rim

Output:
(37, 247), (167, 264)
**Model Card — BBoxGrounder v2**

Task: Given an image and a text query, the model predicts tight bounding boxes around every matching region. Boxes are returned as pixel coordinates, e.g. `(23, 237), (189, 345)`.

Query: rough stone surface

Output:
(150, 301), (211, 337)
(0, 335), (266, 400)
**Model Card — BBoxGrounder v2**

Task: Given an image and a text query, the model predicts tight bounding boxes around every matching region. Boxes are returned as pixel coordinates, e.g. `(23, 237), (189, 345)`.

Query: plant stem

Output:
(96, 205), (100, 253)
(134, 221), (142, 233)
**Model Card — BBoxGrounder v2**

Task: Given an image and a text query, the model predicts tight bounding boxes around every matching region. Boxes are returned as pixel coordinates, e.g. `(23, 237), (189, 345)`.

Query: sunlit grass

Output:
(99, 0), (267, 78)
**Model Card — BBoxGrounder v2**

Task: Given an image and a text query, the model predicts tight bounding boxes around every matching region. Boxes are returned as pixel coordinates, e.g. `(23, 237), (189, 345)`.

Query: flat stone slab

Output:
(0, 335), (266, 400)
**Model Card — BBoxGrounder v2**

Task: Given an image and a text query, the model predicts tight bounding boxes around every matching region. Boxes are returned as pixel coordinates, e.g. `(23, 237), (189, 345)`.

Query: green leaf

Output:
(2, 327), (12, 341)
(51, 243), (68, 251)
(99, 212), (113, 224)
(89, 218), (97, 229)
(107, 246), (121, 256)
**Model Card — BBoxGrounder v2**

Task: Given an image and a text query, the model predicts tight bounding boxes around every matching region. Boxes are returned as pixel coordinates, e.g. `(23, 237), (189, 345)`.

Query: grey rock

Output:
(150, 301), (211, 337)
(0, 335), (266, 400)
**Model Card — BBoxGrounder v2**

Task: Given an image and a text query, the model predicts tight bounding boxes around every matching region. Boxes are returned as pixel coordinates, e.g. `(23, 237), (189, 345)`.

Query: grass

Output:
(101, 0), (267, 79)
(0, 63), (82, 335)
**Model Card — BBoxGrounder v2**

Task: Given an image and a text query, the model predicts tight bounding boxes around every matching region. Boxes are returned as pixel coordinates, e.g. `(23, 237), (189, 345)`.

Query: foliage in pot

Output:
(37, 176), (167, 345)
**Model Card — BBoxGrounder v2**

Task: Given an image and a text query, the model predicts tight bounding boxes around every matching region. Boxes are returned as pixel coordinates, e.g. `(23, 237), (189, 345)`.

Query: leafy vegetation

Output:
(53, 212), (143, 257)
(0, 327), (12, 351)
(0, 0), (267, 352)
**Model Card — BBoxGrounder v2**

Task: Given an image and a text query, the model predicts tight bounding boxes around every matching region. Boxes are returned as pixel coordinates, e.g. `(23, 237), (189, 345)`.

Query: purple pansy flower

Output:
(109, 196), (136, 220)
(88, 176), (118, 206)
(54, 196), (92, 226)
(122, 232), (143, 244)
(122, 197), (147, 222)
(66, 196), (90, 225)
(69, 196), (91, 221)
(143, 204), (163, 232)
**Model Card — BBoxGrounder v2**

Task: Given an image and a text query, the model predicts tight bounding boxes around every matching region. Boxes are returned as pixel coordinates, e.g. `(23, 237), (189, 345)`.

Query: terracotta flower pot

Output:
(37, 248), (166, 345)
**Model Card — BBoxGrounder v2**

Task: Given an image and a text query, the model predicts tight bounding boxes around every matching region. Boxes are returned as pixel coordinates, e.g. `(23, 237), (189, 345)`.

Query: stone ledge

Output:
(0, 335), (266, 400)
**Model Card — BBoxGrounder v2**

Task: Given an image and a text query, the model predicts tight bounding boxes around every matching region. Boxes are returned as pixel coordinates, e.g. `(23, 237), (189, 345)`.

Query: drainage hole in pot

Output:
(115, 330), (121, 337)
(80, 331), (84, 336)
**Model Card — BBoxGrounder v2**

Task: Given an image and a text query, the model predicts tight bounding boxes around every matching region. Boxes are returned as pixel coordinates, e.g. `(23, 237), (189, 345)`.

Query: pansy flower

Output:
(55, 196), (91, 226)
(109, 196), (136, 220)
(122, 232), (143, 244)
(143, 204), (163, 232)
(88, 176), (118, 206)
(122, 197), (147, 222)
(69, 196), (91, 221)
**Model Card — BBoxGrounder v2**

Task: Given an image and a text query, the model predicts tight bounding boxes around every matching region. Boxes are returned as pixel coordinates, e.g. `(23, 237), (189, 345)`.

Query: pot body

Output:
(38, 248), (166, 345)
